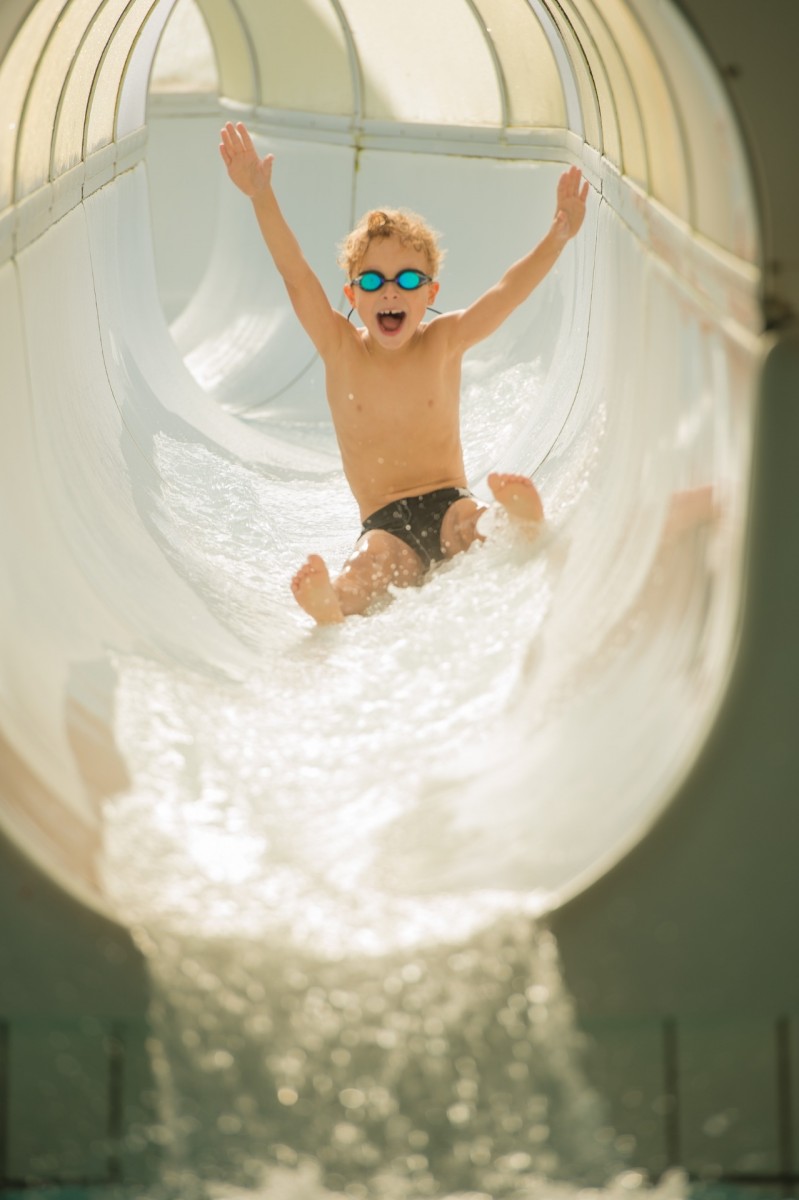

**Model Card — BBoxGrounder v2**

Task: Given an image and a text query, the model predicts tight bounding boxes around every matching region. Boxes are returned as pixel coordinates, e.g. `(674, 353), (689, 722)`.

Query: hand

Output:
(219, 122), (274, 198)
(552, 166), (589, 245)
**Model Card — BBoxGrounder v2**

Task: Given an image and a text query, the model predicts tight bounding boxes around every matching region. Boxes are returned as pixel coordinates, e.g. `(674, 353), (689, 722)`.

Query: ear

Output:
(428, 281), (440, 304)
(344, 283), (356, 307)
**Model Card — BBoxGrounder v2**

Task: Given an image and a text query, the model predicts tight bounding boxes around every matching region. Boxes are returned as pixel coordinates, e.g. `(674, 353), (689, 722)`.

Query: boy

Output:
(219, 122), (589, 625)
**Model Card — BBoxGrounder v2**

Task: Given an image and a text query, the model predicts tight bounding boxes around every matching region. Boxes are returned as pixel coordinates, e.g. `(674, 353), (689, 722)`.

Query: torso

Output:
(324, 318), (467, 521)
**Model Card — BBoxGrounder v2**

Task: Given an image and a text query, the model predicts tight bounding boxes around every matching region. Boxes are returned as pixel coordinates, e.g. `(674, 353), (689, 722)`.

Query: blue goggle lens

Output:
(354, 269), (432, 292)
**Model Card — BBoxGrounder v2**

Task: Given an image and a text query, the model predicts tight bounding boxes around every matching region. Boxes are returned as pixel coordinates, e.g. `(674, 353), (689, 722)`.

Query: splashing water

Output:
(100, 363), (692, 1199)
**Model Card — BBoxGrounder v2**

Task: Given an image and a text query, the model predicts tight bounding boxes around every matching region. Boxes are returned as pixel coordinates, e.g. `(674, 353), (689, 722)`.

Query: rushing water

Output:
(99, 361), (695, 1198)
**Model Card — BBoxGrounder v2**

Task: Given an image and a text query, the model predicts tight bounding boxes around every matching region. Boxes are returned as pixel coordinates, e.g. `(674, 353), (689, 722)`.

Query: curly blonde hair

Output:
(338, 208), (444, 279)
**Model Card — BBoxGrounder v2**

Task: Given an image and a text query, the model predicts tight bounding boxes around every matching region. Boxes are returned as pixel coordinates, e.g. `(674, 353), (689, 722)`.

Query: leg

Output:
(440, 497), (487, 558)
(291, 530), (424, 624)
(336, 529), (425, 615)
(439, 474), (545, 561)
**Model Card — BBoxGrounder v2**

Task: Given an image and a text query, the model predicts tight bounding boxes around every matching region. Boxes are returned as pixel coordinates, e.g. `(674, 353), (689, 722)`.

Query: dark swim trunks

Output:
(360, 486), (474, 571)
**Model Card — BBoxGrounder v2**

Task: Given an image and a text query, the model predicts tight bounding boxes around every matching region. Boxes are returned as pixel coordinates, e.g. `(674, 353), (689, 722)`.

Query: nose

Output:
(379, 284), (401, 306)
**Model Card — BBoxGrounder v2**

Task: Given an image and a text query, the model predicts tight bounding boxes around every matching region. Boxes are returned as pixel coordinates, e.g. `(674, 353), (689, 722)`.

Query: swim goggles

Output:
(350, 268), (433, 292)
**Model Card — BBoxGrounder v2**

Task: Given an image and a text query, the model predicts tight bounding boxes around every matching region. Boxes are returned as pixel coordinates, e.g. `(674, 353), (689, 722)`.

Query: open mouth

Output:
(377, 310), (406, 334)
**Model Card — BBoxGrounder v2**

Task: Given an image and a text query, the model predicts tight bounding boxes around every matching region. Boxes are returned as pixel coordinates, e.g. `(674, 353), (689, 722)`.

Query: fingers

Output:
(220, 121), (253, 157)
(219, 121), (274, 179)
(235, 121), (256, 153)
(555, 167), (590, 226)
(220, 122), (243, 156)
(558, 165), (583, 195)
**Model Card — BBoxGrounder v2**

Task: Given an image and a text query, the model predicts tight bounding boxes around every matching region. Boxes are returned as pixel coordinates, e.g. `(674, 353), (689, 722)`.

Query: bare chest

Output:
(323, 338), (466, 512)
(327, 347), (460, 446)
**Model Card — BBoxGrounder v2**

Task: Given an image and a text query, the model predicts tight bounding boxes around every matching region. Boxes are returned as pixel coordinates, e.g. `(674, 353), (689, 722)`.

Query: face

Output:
(344, 235), (439, 351)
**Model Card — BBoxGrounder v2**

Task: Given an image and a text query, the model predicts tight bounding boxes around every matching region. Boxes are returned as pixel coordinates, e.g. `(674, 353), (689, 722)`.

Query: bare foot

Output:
(291, 554), (344, 625)
(488, 473), (545, 525)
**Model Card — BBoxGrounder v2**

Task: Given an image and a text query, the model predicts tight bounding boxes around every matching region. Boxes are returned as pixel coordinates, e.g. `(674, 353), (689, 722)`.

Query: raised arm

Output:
(219, 122), (343, 357)
(444, 166), (590, 352)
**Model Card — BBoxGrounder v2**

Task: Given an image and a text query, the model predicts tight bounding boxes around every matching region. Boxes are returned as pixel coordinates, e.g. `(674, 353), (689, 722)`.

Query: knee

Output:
(442, 505), (485, 557)
(341, 533), (394, 581)
(336, 532), (421, 605)
(362, 531), (421, 581)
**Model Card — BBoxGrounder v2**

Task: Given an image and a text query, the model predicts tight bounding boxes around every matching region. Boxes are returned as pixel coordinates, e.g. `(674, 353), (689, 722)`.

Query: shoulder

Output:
(317, 309), (362, 361)
(421, 310), (469, 354)
(319, 315), (375, 374)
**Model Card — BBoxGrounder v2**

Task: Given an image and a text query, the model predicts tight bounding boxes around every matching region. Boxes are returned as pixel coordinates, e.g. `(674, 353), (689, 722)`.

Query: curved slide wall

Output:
(1, 0), (798, 1187)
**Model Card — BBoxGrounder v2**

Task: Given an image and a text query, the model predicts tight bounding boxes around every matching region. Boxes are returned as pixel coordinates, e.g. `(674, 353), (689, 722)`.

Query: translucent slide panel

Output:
(15, 0), (106, 197)
(0, 0), (70, 206)
(565, 0), (647, 183)
(628, 0), (758, 260)
(342, 0), (501, 126)
(52, 0), (131, 176)
(596, 0), (689, 219)
(472, 0), (566, 128)
(149, 0), (219, 93)
(238, 0), (352, 116)
(191, 0), (257, 106)
(94, 0), (175, 150)
(557, 0), (622, 166)
(0, 1), (34, 59)
(538, 0), (602, 149)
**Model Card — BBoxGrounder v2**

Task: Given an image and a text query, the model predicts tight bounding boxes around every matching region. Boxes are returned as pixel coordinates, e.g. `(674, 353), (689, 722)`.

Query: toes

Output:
(292, 555), (329, 591)
(488, 472), (528, 492)
(291, 562), (312, 590)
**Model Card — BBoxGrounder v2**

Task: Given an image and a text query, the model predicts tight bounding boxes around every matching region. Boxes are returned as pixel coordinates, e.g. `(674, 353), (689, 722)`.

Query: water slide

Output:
(1, 0), (798, 1190)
